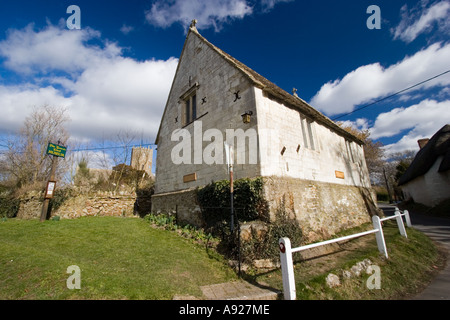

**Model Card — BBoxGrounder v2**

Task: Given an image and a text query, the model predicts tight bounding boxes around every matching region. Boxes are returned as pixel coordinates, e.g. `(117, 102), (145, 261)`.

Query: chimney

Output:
(417, 138), (429, 149)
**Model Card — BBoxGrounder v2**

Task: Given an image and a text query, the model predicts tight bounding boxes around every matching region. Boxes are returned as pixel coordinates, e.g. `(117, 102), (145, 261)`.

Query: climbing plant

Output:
(196, 177), (269, 228)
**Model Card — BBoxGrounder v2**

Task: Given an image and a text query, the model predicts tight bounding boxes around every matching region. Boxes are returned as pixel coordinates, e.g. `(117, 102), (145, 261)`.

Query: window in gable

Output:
(306, 119), (315, 151)
(180, 83), (199, 126)
(300, 115), (316, 151)
(183, 94), (197, 126)
(345, 140), (355, 163)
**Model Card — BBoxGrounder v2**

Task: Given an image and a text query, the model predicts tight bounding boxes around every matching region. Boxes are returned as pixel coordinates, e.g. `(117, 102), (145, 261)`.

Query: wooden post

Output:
(403, 210), (412, 228)
(224, 142), (234, 232)
(40, 155), (58, 222)
(372, 215), (388, 259)
(279, 237), (296, 300)
(230, 164), (234, 233)
(394, 207), (408, 238)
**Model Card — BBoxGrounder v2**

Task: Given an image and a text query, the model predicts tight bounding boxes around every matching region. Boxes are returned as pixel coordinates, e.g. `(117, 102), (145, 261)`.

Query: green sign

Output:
(46, 143), (67, 158)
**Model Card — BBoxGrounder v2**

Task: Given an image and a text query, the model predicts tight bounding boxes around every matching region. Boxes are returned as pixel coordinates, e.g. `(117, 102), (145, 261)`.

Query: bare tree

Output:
(2, 105), (70, 190)
(383, 150), (417, 201)
(110, 129), (137, 193)
(337, 122), (385, 184)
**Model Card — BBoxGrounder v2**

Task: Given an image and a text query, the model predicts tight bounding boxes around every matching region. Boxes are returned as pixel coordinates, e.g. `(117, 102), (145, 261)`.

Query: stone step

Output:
(199, 281), (280, 300)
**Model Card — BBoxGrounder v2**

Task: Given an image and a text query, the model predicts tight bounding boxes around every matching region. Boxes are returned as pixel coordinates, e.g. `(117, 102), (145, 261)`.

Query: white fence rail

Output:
(380, 207), (411, 237)
(279, 208), (411, 300)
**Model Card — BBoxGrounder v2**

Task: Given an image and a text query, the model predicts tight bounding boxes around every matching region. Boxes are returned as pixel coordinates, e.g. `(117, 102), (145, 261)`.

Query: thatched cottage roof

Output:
(399, 124), (450, 186)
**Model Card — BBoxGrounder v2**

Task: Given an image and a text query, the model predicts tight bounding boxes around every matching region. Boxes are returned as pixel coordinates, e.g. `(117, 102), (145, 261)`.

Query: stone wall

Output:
(16, 191), (43, 220)
(151, 188), (203, 227)
(16, 190), (139, 220)
(151, 176), (381, 244)
(263, 176), (380, 242)
(55, 193), (136, 219)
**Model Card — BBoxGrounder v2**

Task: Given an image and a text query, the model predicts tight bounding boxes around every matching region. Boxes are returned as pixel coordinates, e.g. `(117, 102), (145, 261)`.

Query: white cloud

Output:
(0, 23), (178, 142)
(260, 0), (293, 12)
(145, 0), (253, 31)
(0, 23), (121, 75)
(369, 99), (450, 154)
(67, 57), (178, 140)
(120, 24), (135, 35)
(0, 85), (71, 133)
(339, 118), (370, 132)
(392, 0), (450, 43)
(310, 42), (450, 116)
(144, 0), (290, 31)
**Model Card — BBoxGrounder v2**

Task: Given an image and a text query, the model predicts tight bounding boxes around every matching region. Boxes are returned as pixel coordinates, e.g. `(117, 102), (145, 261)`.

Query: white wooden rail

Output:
(279, 209), (412, 300)
(379, 207), (411, 238)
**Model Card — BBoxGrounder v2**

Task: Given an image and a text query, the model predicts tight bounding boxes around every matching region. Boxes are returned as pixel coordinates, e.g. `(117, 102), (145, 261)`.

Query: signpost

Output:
(46, 143), (67, 158)
(44, 181), (57, 199)
(225, 142), (242, 276)
(40, 141), (66, 222)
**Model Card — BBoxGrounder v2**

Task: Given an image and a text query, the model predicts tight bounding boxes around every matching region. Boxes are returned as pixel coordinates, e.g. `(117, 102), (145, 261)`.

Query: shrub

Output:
(374, 186), (389, 202)
(221, 202), (303, 265)
(0, 196), (20, 218)
(197, 178), (303, 265)
(197, 177), (269, 228)
(143, 213), (217, 247)
(135, 182), (154, 217)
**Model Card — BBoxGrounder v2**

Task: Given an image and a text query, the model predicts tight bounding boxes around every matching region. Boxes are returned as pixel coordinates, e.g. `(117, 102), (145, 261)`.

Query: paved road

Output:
(379, 203), (450, 300)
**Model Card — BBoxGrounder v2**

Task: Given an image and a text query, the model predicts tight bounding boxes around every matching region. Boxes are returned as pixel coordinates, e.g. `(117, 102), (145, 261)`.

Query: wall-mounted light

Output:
(241, 111), (253, 124)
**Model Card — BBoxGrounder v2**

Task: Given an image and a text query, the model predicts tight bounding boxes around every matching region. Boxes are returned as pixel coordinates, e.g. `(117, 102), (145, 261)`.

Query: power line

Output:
(70, 143), (155, 153)
(0, 143), (156, 155)
(331, 69), (450, 121)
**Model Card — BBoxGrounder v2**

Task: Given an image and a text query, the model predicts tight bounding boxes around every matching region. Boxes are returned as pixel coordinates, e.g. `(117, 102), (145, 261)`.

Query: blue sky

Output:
(0, 0), (449, 164)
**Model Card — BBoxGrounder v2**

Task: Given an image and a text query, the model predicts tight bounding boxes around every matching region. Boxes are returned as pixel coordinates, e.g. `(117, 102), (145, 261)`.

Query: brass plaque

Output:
(335, 171), (345, 179)
(183, 173), (197, 183)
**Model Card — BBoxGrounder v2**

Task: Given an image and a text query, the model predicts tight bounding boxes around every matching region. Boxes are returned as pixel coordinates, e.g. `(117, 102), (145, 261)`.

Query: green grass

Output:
(0, 217), (237, 300)
(0, 217), (444, 300)
(250, 220), (445, 300)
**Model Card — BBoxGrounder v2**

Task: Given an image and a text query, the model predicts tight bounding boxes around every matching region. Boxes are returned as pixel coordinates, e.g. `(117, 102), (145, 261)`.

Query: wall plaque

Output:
(183, 173), (197, 183)
(335, 171), (345, 179)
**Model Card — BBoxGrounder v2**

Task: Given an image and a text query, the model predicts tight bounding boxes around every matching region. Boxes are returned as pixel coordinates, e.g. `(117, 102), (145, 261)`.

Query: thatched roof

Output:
(398, 124), (450, 186)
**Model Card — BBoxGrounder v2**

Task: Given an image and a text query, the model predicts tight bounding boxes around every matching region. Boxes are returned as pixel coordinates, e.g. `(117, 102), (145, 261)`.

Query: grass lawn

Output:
(1, 216), (445, 300)
(0, 217), (237, 300)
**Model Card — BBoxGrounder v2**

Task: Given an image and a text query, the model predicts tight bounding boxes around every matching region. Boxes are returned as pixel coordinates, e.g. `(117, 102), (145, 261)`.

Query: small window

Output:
(182, 93), (197, 126)
(180, 82), (199, 127)
(345, 140), (355, 163)
(300, 116), (308, 148)
(306, 119), (315, 151)
(300, 115), (316, 150)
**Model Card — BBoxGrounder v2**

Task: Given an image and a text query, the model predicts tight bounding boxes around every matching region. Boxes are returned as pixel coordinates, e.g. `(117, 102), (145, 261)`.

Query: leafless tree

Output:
(110, 129), (138, 192)
(337, 122), (385, 185)
(1, 105), (70, 190)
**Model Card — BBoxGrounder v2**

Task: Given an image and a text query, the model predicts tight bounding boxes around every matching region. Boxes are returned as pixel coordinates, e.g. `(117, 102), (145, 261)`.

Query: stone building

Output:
(152, 21), (377, 240)
(130, 146), (154, 177)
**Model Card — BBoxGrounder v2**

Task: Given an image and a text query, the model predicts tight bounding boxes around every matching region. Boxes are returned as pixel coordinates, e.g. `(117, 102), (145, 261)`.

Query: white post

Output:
(372, 215), (388, 259)
(403, 210), (412, 228)
(279, 237), (296, 300)
(394, 208), (407, 238)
